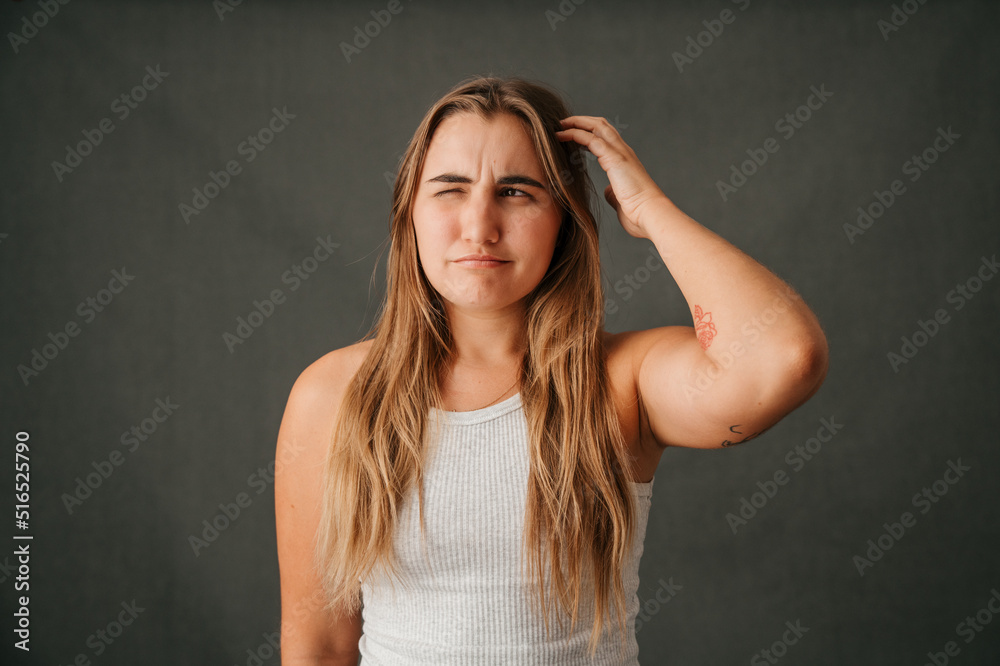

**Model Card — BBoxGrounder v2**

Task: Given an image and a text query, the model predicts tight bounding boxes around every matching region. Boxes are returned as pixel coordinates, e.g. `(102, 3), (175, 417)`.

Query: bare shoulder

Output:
(292, 338), (374, 401)
(277, 338), (375, 467)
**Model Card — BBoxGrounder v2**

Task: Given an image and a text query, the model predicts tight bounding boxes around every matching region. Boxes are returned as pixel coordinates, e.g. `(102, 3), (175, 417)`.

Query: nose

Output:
(459, 185), (502, 244)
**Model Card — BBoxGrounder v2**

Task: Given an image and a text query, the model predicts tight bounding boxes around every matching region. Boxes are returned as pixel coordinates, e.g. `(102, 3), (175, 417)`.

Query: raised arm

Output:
(557, 116), (829, 449)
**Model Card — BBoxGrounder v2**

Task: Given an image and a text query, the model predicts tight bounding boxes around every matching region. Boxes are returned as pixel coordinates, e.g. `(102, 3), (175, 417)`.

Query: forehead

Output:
(421, 112), (544, 177)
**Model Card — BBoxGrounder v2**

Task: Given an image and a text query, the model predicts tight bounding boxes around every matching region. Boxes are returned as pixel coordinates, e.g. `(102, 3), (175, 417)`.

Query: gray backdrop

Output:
(2, 0), (999, 664)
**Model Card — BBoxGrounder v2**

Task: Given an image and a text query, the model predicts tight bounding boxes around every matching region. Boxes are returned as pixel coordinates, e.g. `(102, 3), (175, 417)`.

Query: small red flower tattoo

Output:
(693, 305), (717, 350)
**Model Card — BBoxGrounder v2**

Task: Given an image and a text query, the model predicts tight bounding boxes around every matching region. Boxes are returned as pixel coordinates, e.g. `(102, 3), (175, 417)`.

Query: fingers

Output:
(555, 115), (630, 158)
(554, 126), (611, 154)
(558, 115), (619, 138)
(604, 184), (619, 211)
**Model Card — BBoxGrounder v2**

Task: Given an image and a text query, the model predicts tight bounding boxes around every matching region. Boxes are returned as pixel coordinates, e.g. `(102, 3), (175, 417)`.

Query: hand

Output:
(555, 115), (669, 239)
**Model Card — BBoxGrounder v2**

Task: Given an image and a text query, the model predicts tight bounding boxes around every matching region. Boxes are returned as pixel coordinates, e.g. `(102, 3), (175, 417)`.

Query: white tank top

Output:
(358, 392), (655, 665)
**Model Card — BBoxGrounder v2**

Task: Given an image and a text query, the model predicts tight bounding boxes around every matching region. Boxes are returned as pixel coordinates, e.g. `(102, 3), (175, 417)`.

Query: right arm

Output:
(275, 349), (364, 665)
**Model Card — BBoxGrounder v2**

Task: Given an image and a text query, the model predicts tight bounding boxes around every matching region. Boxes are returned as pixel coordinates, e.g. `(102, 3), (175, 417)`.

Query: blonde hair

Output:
(315, 76), (640, 657)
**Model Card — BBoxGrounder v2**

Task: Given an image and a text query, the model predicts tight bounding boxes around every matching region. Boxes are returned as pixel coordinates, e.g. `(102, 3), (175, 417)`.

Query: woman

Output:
(275, 76), (828, 664)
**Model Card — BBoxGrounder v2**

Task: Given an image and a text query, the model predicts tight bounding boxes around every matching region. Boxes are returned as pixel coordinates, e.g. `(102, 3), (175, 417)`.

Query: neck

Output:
(444, 302), (527, 368)
(437, 303), (526, 408)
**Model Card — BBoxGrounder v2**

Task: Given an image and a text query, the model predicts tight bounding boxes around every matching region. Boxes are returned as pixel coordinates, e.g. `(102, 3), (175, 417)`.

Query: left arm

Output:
(557, 116), (829, 449)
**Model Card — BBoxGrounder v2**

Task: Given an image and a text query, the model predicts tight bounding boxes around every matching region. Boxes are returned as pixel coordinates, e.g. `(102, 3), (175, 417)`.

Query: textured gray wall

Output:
(2, 0), (998, 664)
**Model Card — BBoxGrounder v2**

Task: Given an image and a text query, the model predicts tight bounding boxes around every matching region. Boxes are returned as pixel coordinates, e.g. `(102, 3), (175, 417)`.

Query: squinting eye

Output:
(500, 187), (530, 197)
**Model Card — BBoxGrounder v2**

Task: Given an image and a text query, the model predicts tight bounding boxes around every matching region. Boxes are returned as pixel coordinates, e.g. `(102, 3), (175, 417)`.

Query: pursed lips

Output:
(454, 254), (509, 266)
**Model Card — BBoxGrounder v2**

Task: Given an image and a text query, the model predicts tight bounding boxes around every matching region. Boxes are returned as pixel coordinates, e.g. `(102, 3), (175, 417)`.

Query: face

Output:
(411, 112), (563, 316)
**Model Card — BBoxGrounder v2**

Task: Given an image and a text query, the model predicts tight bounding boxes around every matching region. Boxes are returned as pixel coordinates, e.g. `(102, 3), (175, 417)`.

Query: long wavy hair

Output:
(315, 76), (640, 657)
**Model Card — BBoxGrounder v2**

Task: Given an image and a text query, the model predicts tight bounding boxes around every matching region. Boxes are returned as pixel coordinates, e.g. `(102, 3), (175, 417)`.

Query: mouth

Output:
(454, 254), (510, 267)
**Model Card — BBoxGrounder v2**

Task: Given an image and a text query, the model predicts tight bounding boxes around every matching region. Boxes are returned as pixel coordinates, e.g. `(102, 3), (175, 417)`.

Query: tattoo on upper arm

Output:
(720, 424), (769, 447)
(693, 305), (716, 350)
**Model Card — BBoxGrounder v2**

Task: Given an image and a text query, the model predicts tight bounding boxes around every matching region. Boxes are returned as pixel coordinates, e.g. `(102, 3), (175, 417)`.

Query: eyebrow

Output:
(427, 173), (547, 189)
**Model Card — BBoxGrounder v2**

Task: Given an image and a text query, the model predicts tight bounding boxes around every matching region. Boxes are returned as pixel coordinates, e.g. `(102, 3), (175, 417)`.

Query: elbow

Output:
(782, 337), (830, 395)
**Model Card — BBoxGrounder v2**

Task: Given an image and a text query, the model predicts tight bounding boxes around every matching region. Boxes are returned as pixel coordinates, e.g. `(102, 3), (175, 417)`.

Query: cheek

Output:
(413, 199), (455, 233)
(412, 224), (435, 266)
(412, 216), (452, 271)
(524, 208), (563, 248)
(411, 202), (433, 244)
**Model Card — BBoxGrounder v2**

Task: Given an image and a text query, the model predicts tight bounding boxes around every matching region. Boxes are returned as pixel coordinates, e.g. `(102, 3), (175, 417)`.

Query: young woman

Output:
(275, 76), (828, 665)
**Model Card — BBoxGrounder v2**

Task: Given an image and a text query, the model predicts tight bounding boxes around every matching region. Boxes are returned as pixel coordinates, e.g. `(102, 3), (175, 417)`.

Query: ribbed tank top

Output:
(358, 392), (655, 665)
